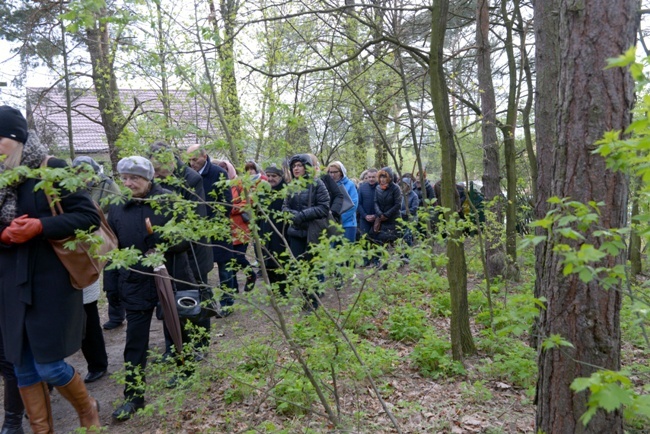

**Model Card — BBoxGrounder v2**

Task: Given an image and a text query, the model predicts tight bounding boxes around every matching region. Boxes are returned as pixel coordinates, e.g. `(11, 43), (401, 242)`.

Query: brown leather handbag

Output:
(42, 157), (118, 289)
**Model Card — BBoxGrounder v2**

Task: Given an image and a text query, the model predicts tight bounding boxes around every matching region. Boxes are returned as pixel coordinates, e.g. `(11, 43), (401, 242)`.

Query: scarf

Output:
(0, 133), (48, 226)
(377, 169), (391, 190)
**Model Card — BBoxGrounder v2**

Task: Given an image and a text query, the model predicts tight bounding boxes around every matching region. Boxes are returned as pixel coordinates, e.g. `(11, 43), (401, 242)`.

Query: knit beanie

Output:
(117, 156), (155, 180)
(0, 106), (28, 143)
(264, 164), (283, 177)
(72, 156), (102, 174)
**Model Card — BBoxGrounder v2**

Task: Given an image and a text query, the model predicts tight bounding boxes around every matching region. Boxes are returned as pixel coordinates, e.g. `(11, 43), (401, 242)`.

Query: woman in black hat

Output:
(0, 106), (101, 432)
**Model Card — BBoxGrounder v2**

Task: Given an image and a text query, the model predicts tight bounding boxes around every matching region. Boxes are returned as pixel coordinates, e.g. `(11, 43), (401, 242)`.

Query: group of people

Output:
(0, 103), (456, 432)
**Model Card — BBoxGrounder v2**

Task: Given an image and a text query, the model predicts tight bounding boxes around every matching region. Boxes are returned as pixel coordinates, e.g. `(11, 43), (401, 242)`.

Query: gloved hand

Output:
(7, 215), (43, 244)
(106, 291), (120, 307)
(144, 233), (160, 250)
(293, 211), (305, 227)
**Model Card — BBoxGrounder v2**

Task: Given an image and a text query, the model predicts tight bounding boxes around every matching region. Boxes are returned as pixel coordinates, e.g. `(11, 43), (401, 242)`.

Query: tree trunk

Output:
(85, 6), (127, 172)
(513, 0), (537, 204)
(500, 0), (518, 269)
(476, 0), (504, 278)
(217, 0), (243, 165)
(430, 0), (475, 361)
(534, 0), (637, 432)
(629, 178), (642, 276)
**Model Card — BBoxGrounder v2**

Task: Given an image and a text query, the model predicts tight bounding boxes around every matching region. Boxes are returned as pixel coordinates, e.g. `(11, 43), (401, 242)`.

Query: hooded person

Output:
(282, 154), (331, 311)
(327, 161), (359, 243)
(0, 106), (101, 432)
(215, 159), (237, 181)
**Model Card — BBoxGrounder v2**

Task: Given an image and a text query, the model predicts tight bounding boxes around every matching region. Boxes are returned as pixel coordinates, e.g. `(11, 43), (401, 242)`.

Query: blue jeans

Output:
(343, 227), (357, 243)
(14, 344), (74, 388)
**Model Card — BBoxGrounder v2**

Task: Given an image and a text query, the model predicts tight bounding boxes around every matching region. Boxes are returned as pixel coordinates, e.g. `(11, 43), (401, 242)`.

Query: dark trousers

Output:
(164, 268), (211, 354)
(215, 261), (236, 307)
(213, 242), (237, 307)
(81, 301), (108, 373)
(124, 308), (154, 403)
(267, 265), (288, 296)
(232, 243), (255, 292)
(0, 322), (23, 418)
(108, 299), (126, 323)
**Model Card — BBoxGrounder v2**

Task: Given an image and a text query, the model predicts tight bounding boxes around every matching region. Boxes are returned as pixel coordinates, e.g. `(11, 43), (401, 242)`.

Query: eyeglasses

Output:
(328, 170), (340, 174)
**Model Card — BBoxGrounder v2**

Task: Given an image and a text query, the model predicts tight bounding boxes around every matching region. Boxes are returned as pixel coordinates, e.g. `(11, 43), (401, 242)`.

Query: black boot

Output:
(2, 374), (25, 434)
(244, 272), (256, 292)
(0, 411), (24, 434)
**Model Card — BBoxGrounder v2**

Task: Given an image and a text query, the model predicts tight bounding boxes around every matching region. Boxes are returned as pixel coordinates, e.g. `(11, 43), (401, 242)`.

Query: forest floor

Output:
(37, 260), (541, 434)
(15, 244), (650, 434)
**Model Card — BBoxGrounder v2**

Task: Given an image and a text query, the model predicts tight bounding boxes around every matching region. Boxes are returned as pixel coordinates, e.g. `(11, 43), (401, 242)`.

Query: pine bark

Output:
(476, 0), (504, 278)
(534, 1), (637, 432)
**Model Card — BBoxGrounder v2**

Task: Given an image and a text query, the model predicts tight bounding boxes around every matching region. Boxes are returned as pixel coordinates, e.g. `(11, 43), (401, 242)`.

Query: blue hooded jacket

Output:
(330, 161), (358, 228)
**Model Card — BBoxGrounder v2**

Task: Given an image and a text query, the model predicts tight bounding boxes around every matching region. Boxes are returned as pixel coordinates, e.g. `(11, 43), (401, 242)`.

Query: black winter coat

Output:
(0, 157), (100, 365)
(320, 174), (343, 220)
(199, 156), (232, 219)
(415, 180), (436, 206)
(196, 157), (233, 263)
(104, 183), (193, 311)
(374, 183), (402, 230)
(283, 180), (330, 235)
(258, 180), (287, 268)
(158, 159), (213, 282)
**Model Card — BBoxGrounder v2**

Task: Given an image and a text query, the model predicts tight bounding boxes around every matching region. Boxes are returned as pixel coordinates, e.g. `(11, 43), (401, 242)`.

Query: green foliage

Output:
(541, 334), (574, 351)
(571, 370), (650, 426)
(386, 303), (428, 343)
(273, 370), (319, 416)
(459, 380), (493, 404)
(411, 331), (466, 379)
(477, 335), (537, 389)
(492, 293), (545, 337)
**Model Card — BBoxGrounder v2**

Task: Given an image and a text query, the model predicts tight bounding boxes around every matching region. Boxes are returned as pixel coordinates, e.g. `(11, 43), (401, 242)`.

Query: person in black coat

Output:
(370, 167), (402, 245)
(283, 154), (330, 311)
(258, 164), (288, 295)
(0, 106), (101, 432)
(150, 142), (215, 357)
(105, 156), (195, 421)
(187, 147), (237, 313)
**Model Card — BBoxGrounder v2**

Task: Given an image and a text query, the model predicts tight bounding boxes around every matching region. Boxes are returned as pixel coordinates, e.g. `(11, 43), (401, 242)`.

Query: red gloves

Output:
(4, 215), (43, 244)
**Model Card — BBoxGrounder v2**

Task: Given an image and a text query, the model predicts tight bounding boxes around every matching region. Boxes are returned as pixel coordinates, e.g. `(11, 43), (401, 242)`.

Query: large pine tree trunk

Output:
(534, 1), (637, 432)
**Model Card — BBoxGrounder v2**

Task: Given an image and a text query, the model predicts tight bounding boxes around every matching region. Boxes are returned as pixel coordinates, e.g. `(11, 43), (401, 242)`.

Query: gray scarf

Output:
(0, 133), (48, 226)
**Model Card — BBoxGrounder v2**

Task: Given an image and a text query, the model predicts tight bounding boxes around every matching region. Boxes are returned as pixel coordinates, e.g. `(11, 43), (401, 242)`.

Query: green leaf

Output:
(541, 334), (574, 351)
(605, 46), (637, 69)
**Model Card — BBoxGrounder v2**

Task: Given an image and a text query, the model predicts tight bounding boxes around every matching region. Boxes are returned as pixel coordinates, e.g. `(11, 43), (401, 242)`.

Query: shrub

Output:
(386, 304), (427, 342)
(411, 331), (466, 379)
